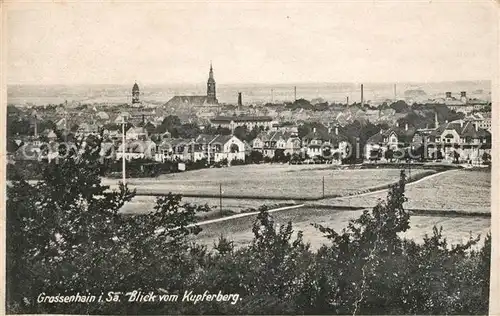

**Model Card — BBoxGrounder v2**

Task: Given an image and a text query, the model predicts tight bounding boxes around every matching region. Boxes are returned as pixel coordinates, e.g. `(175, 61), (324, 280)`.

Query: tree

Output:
(6, 141), (209, 314)
(384, 147), (394, 162)
(482, 152), (491, 165)
(233, 126), (248, 141)
(249, 150), (264, 164)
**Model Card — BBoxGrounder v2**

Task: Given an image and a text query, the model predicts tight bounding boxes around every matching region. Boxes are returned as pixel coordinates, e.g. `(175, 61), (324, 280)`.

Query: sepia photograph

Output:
(2, 0), (498, 314)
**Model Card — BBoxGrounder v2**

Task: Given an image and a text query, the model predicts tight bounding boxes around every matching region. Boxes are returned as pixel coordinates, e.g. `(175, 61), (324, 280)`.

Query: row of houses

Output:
(366, 118), (491, 164)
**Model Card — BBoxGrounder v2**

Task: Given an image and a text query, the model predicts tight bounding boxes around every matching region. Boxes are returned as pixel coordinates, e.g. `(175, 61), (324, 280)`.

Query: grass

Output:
(192, 207), (491, 252)
(105, 164), (434, 200)
(316, 170), (491, 213)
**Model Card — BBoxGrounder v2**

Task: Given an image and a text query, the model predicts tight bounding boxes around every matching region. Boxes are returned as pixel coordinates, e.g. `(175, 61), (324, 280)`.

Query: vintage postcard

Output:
(2, 0), (499, 315)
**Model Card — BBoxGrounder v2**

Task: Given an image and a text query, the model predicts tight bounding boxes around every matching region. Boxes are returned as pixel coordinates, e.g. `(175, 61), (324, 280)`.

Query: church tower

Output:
(132, 82), (140, 104)
(207, 63), (217, 104)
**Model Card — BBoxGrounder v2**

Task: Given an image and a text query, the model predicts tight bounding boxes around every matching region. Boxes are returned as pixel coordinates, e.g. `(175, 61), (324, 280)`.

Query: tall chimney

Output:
(434, 111), (439, 128)
(34, 114), (38, 138)
(360, 84), (364, 106)
(346, 96), (349, 106)
(394, 84), (397, 100)
(294, 86), (297, 101)
(238, 92), (242, 106)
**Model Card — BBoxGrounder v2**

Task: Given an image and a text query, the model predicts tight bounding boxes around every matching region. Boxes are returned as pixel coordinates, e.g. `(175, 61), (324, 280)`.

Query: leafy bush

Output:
(6, 141), (490, 314)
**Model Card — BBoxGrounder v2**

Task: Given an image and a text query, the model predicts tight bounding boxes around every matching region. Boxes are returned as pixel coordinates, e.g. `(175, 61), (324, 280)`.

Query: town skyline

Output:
(6, 1), (496, 85)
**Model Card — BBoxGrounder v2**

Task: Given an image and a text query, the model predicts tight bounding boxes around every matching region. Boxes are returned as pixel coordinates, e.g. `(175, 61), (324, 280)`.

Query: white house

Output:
(126, 127), (148, 141)
(211, 135), (246, 163)
(117, 140), (157, 160)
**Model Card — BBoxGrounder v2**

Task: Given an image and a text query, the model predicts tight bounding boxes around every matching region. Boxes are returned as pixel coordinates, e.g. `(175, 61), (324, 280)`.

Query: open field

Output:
(315, 170), (491, 213)
(105, 164), (434, 200)
(192, 207), (491, 251)
(120, 195), (297, 215)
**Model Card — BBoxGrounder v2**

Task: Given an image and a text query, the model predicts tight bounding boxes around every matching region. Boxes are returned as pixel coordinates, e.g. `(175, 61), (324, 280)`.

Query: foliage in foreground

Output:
(6, 143), (490, 315)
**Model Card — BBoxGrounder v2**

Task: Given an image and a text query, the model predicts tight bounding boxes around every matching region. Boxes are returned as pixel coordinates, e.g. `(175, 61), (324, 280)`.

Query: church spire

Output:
(207, 62), (217, 104)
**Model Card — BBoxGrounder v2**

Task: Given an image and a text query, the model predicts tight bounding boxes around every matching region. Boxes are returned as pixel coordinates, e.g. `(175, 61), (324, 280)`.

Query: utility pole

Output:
(121, 118), (126, 185)
(219, 183), (223, 215)
(322, 176), (325, 198)
(34, 114), (38, 138)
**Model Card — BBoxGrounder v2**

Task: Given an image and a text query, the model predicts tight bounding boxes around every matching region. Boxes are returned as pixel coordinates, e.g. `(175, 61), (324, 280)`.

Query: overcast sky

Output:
(6, 0), (497, 85)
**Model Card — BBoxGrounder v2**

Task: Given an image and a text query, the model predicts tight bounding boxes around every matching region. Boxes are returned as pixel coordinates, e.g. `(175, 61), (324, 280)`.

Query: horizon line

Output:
(7, 79), (492, 87)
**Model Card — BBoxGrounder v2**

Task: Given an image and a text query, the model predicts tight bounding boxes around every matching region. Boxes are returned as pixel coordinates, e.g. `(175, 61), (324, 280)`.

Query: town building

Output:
(164, 63), (219, 108)
(365, 123), (416, 161)
(424, 119), (491, 164)
(116, 140), (157, 160)
(210, 115), (275, 131)
(155, 134), (246, 163)
(302, 126), (349, 160)
(252, 130), (301, 158)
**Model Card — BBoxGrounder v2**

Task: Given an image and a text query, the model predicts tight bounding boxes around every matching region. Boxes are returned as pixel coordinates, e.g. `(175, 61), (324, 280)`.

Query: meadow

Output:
(106, 164), (434, 200)
(316, 169), (491, 213)
(192, 207), (491, 252)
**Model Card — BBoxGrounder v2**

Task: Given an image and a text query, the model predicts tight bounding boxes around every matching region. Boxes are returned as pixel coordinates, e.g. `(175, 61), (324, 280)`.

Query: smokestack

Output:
(238, 92), (242, 106)
(271, 89), (274, 103)
(435, 111), (439, 128)
(346, 96), (349, 106)
(34, 114), (38, 138)
(394, 84), (397, 100)
(361, 84), (364, 106)
(294, 86), (297, 101)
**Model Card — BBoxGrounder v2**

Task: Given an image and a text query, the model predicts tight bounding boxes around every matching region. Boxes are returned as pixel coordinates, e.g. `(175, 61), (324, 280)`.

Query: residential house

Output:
(76, 123), (100, 137)
(252, 130), (301, 158)
(211, 135), (246, 163)
(425, 119), (491, 163)
(365, 123), (416, 161)
(126, 127), (148, 141)
(210, 115), (274, 131)
(117, 140), (157, 160)
(302, 126), (349, 160)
